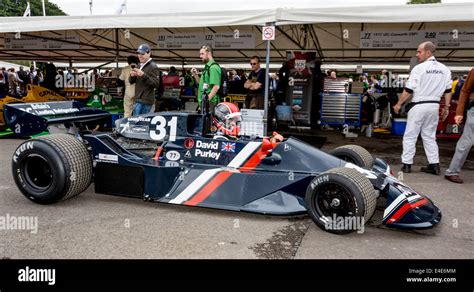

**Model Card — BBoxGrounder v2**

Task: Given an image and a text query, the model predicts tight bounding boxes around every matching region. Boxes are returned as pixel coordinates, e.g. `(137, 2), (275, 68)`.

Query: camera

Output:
(131, 63), (137, 69)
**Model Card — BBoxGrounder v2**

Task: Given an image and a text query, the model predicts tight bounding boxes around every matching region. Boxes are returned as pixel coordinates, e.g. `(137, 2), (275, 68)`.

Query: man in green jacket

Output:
(191, 45), (221, 113)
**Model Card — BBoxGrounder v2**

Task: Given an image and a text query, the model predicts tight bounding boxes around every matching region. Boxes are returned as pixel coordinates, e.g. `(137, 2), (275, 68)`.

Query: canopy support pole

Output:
(115, 29), (119, 69)
(263, 22), (274, 136)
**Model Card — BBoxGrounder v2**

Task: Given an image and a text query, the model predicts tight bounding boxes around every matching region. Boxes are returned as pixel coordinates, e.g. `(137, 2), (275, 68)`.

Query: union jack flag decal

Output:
(221, 142), (236, 153)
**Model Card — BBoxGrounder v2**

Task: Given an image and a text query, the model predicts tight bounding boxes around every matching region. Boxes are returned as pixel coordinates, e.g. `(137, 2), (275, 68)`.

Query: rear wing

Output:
(4, 101), (110, 137)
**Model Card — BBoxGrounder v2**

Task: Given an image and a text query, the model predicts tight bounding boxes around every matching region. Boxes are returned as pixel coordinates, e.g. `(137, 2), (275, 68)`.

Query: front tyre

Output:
(329, 145), (374, 168)
(305, 167), (376, 234)
(11, 134), (92, 204)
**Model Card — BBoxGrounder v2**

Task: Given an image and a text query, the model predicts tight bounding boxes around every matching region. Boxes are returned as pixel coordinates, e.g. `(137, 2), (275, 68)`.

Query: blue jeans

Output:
(133, 102), (152, 116)
(445, 108), (474, 176)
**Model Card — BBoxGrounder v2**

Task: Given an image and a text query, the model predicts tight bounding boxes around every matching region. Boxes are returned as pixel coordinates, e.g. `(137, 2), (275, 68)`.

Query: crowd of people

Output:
(0, 66), (43, 98)
(1, 41), (472, 184)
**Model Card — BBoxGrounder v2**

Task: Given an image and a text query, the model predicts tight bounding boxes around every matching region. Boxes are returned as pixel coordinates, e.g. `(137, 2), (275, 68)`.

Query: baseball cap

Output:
(137, 44), (151, 54)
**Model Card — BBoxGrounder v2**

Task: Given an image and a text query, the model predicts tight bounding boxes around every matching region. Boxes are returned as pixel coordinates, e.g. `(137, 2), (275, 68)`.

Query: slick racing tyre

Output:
(11, 134), (92, 204)
(305, 167), (376, 234)
(329, 145), (374, 169)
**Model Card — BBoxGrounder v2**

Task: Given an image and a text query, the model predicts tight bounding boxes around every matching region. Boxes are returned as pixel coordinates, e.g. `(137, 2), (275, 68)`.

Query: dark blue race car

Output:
(8, 102), (441, 234)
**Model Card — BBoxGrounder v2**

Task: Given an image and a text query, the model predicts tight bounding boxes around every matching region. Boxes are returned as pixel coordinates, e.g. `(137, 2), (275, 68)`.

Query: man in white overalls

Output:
(393, 41), (452, 174)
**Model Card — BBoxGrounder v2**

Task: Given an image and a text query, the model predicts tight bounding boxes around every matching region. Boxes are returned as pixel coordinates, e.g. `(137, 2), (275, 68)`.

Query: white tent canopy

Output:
(0, 2), (473, 65)
(0, 3), (472, 32)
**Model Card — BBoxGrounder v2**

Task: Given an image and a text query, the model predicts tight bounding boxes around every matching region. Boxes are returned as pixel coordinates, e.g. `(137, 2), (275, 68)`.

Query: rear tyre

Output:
(329, 145), (374, 168)
(11, 134), (92, 204)
(305, 167), (376, 234)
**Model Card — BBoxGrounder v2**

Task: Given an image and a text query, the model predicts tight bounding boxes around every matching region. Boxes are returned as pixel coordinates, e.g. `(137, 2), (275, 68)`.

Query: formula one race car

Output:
(0, 84), (67, 131)
(9, 101), (441, 234)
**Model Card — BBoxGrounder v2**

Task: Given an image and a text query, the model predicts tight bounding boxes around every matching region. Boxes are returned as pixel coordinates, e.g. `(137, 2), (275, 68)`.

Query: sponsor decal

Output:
(195, 149), (221, 160)
(185, 150), (192, 158)
(12, 142), (34, 163)
(168, 142), (262, 206)
(196, 140), (219, 150)
(19, 103), (80, 116)
(128, 116), (151, 123)
(165, 161), (179, 167)
(184, 138), (195, 149)
(98, 153), (118, 162)
(221, 142), (236, 153)
(38, 89), (63, 98)
(119, 122), (130, 133)
(310, 175), (329, 189)
(295, 59), (306, 72)
(130, 126), (148, 132)
(284, 144), (291, 151)
(165, 150), (181, 161)
(426, 69), (444, 74)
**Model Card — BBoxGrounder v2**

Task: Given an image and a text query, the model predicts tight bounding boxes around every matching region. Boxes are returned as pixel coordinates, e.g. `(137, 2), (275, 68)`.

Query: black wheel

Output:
(305, 167), (376, 234)
(329, 145), (374, 168)
(11, 134), (92, 204)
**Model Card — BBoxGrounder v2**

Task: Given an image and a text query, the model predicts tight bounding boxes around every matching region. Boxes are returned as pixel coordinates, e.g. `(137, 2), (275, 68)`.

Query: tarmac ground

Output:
(0, 129), (473, 259)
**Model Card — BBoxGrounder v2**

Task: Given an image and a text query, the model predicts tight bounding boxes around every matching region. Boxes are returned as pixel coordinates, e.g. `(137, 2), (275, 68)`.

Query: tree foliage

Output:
(1, 0), (66, 16)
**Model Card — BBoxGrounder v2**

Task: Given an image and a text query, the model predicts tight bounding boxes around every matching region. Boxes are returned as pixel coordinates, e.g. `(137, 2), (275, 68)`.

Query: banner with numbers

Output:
(4, 34), (80, 50)
(360, 29), (474, 49)
(157, 33), (254, 49)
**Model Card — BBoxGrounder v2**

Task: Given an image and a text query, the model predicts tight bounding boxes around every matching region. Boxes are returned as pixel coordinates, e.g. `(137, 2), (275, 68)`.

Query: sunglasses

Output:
(250, 62), (257, 65)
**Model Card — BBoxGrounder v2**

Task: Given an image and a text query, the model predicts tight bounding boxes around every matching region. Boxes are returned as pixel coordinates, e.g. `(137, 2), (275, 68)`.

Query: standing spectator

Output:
(228, 70), (235, 82)
(360, 74), (369, 93)
(0, 70), (6, 98)
(368, 75), (380, 95)
(452, 74), (466, 100)
(66, 68), (73, 79)
(2, 67), (9, 94)
(119, 55), (139, 117)
(33, 69), (43, 85)
(17, 66), (28, 94)
(376, 69), (400, 105)
(28, 66), (35, 84)
(42, 62), (59, 93)
(270, 73), (278, 98)
(8, 68), (22, 97)
(90, 69), (100, 81)
(181, 69), (194, 96)
(237, 69), (247, 82)
(244, 56), (267, 109)
(444, 69), (474, 183)
(451, 76), (459, 93)
(393, 41), (452, 174)
(191, 44), (221, 113)
(231, 70), (240, 81)
(129, 44), (161, 115)
(168, 66), (178, 76)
